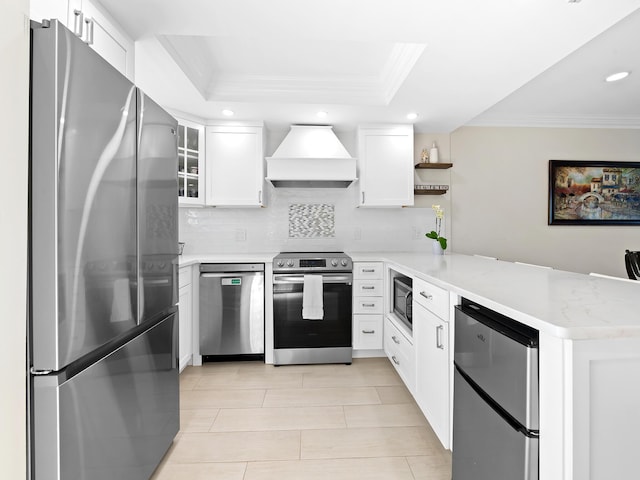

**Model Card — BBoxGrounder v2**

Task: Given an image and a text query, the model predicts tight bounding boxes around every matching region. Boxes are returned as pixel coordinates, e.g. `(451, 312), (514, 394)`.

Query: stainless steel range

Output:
(272, 252), (353, 365)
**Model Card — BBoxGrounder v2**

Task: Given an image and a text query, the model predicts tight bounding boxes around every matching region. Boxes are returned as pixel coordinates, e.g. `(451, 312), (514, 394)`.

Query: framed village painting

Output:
(549, 160), (640, 225)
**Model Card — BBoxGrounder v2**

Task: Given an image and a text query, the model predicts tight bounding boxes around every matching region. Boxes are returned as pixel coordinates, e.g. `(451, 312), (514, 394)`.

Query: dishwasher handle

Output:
(200, 272), (264, 278)
(200, 263), (264, 273)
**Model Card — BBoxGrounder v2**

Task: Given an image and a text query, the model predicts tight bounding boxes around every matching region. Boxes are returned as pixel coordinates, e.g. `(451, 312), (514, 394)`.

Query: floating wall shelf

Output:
(415, 163), (453, 169)
(414, 189), (448, 195)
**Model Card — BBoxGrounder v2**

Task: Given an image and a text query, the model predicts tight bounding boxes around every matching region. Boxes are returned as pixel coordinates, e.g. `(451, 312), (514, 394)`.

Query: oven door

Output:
(273, 273), (352, 349)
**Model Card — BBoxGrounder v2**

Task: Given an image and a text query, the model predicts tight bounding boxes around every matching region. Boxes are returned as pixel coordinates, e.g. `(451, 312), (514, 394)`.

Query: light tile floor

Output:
(151, 357), (452, 480)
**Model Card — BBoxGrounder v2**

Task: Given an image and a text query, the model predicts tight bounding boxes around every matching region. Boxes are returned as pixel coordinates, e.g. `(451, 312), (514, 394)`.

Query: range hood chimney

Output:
(266, 125), (357, 188)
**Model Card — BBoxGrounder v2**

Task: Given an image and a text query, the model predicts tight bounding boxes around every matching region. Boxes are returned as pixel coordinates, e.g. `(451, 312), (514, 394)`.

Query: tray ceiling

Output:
(95, 0), (640, 132)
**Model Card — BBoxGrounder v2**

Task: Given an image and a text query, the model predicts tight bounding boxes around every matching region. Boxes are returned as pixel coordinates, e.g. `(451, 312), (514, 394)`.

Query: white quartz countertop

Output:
(352, 252), (640, 341)
(180, 250), (640, 340)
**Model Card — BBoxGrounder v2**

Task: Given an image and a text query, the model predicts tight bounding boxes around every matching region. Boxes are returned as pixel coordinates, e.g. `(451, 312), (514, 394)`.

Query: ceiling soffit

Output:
(158, 35), (426, 105)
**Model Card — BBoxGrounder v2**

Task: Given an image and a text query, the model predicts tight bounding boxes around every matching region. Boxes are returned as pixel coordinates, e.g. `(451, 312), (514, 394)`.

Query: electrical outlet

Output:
(354, 227), (362, 240)
(235, 228), (247, 242)
(413, 226), (423, 240)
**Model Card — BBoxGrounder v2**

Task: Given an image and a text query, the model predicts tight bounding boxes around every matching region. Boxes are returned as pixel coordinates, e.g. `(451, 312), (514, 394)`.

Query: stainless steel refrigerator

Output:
(29, 19), (179, 480)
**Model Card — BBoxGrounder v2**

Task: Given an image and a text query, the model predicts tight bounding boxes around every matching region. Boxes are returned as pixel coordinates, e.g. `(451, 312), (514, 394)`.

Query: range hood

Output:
(266, 125), (357, 188)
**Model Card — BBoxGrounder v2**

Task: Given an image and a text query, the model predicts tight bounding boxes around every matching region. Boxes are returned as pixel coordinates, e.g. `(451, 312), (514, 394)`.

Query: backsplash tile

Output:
(178, 186), (444, 254)
(289, 203), (335, 238)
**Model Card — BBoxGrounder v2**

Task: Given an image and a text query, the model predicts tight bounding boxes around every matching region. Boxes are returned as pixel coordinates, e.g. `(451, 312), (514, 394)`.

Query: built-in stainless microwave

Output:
(393, 276), (412, 329)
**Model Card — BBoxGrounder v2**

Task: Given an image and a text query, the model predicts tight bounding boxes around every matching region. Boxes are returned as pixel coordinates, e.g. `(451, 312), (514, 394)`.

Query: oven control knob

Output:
(276, 260), (284, 267)
(340, 259), (348, 267)
(286, 260), (294, 267)
(331, 259), (338, 267)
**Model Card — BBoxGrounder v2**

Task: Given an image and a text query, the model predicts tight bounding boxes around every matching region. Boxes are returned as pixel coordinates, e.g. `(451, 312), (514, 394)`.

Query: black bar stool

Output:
(624, 250), (640, 280)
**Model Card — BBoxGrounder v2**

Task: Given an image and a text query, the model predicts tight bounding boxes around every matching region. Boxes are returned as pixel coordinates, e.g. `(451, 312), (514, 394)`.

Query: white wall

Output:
(0, 0), (29, 478)
(179, 128), (443, 254)
(450, 126), (640, 276)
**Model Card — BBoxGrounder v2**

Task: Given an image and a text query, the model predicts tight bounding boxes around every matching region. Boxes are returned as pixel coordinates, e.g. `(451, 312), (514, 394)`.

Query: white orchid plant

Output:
(425, 204), (447, 250)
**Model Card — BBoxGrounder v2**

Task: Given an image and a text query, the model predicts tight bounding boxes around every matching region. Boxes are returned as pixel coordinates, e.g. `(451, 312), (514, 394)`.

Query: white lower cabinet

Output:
(413, 302), (450, 449)
(384, 316), (415, 393)
(178, 266), (193, 372)
(353, 315), (383, 350)
(353, 262), (384, 352)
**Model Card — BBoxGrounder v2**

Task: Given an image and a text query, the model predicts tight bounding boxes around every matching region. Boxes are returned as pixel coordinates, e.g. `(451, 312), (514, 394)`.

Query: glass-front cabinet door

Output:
(177, 119), (205, 205)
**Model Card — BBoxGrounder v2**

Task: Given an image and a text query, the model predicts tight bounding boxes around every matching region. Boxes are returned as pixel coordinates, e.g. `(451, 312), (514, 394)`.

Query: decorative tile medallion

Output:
(288, 203), (335, 238)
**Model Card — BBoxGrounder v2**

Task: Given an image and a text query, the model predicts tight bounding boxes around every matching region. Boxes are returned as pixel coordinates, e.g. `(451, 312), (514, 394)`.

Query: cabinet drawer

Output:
(353, 297), (383, 314)
(413, 277), (449, 320)
(179, 267), (192, 288)
(384, 317), (413, 352)
(354, 279), (383, 297)
(354, 262), (383, 279)
(384, 317), (415, 392)
(353, 315), (383, 350)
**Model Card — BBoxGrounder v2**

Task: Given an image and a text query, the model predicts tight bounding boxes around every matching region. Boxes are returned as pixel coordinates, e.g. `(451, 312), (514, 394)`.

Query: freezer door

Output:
(31, 20), (138, 371)
(32, 314), (179, 480)
(452, 369), (538, 480)
(136, 90), (178, 323)
(199, 272), (265, 355)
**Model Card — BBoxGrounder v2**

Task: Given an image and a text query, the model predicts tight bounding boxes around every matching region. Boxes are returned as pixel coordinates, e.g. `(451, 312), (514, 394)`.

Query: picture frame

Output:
(548, 160), (640, 225)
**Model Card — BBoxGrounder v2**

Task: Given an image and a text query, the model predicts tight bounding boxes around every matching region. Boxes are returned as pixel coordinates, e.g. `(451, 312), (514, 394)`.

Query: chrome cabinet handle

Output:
(84, 18), (94, 45)
(73, 9), (84, 37)
(362, 191), (365, 204)
(391, 355), (400, 366)
(258, 190), (262, 204)
(436, 325), (444, 350)
(361, 286), (375, 290)
(391, 335), (400, 344)
(362, 329), (375, 334)
(362, 268), (375, 273)
(362, 303), (375, 307)
(420, 291), (433, 300)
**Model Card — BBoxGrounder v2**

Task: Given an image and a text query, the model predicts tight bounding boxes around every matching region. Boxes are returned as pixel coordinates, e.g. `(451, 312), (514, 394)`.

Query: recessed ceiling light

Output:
(222, 109), (234, 116)
(407, 113), (418, 120)
(605, 71), (630, 82)
(316, 111), (328, 118)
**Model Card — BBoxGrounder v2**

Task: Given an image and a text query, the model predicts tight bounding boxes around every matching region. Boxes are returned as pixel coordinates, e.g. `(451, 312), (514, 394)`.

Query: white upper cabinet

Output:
(357, 125), (414, 207)
(30, 0), (77, 28)
(30, 0), (134, 81)
(176, 119), (205, 206)
(205, 124), (265, 207)
(78, 1), (134, 80)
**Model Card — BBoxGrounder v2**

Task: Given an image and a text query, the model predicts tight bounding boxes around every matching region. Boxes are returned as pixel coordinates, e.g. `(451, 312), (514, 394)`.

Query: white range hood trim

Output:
(266, 125), (357, 188)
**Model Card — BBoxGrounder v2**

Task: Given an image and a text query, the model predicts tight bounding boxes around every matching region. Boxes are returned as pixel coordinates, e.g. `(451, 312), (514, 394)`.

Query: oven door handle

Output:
(273, 274), (352, 285)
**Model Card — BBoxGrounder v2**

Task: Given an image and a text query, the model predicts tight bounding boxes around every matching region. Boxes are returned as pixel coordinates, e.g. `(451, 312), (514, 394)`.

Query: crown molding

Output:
(379, 43), (426, 104)
(159, 36), (426, 106)
(158, 35), (215, 99)
(466, 113), (640, 129)
(204, 73), (384, 104)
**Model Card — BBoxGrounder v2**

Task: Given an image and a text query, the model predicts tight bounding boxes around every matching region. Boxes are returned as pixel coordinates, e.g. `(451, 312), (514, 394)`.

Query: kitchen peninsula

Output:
(360, 252), (640, 480)
(180, 251), (640, 480)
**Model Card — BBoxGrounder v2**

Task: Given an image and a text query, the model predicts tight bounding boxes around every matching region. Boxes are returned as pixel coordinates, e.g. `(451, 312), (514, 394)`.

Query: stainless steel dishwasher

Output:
(199, 264), (264, 356)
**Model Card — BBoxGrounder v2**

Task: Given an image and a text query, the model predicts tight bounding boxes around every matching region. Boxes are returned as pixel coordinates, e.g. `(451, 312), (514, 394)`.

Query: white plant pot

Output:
(432, 240), (444, 255)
